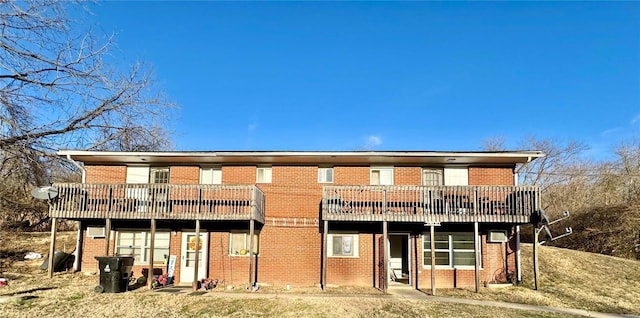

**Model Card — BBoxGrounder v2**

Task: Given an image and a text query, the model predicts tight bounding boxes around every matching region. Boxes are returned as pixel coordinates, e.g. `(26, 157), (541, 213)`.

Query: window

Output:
(370, 167), (393, 185)
(328, 234), (359, 257)
(444, 167), (468, 186)
(87, 227), (105, 238)
(422, 233), (478, 268)
(200, 167), (222, 184)
(318, 167), (334, 183)
(422, 168), (443, 186)
(229, 232), (259, 256)
(115, 231), (170, 265)
(150, 167), (170, 184)
(256, 167), (272, 183)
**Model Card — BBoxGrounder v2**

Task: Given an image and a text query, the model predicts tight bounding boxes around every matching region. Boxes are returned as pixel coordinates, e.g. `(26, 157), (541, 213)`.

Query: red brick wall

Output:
(395, 167), (422, 185)
(468, 167), (514, 186)
(85, 166), (126, 184)
(80, 227), (115, 272)
(78, 162), (520, 288)
(222, 166), (255, 184)
(170, 166), (199, 184)
(256, 166), (321, 218)
(334, 166), (369, 185)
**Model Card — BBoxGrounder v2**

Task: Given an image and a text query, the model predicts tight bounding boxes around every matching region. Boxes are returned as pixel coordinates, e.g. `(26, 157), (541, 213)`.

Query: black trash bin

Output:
(94, 256), (135, 293)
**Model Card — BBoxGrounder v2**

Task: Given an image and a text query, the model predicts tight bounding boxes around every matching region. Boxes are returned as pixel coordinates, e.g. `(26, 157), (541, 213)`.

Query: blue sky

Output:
(86, 1), (639, 158)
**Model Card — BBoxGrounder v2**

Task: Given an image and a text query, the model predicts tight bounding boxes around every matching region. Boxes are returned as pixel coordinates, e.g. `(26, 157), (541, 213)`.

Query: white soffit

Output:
(58, 150), (545, 166)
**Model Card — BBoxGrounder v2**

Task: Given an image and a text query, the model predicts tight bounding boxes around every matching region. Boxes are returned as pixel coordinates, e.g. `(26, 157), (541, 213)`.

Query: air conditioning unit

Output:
(87, 226), (106, 238)
(488, 230), (508, 243)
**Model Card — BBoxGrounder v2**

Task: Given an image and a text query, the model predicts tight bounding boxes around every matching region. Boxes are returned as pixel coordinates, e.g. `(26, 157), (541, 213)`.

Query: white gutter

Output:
(66, 154), (86, 183)
(65, 154), (85, 271)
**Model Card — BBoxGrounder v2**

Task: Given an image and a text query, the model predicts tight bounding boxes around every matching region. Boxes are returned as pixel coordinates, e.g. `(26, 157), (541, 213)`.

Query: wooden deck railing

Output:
(322, 185), (539, 223)
(49, 183), (265, 223)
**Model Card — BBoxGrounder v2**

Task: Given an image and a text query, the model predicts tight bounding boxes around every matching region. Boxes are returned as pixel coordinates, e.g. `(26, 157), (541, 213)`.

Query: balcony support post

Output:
(430, 224), (436, 295)
(148, 218), (156, 290)
(249, 218), (255, 287)
(47, 217), (57, 278)
(104, 218), (111, 256)
(474, 221), (480, 293)
(382, 220), (388, 294)
(533, 225), (540, 290)
(322, 220), (328, 291)
(192, 219), (201, 291)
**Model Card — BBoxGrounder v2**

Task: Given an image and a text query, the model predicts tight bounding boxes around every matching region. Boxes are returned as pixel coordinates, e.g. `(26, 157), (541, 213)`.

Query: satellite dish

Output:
(31, 186), (59, 200)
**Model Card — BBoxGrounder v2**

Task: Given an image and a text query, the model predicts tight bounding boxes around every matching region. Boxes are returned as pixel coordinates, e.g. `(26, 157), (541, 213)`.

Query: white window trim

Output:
(318, 167), (334, 184)
(256, 166), (272, 184)
(422, 232), (480, 269)
(229, 232), (259, 256)
(328, 233), (359, 258)
(115, 230), (170, 266)
(370, 166), (394, 186)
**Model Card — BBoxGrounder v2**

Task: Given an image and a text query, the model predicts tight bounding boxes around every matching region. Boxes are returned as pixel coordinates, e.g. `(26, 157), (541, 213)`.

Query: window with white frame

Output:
(370, 167), (394, 185)
(229, 232), (259, 256)
(318, 167), (334, 183)
(150, 167), (170, 184)
(256, 167), (272, 183)
(422, 232), (478, 268)
(115, 231), (170, 265)
(200, 167), (222, 184)
(328, 234), (359, 257)
(422, 168), (443, 186)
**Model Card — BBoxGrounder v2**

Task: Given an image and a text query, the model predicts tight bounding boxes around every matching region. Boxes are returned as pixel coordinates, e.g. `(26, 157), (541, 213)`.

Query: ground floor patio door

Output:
(180, 232), (208, 283)
(388, 234), (410, 284)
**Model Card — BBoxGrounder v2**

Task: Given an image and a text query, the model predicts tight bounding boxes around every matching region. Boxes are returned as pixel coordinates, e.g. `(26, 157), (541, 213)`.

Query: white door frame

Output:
(180, 231), (209, 283)
(387, 233), (411, 284)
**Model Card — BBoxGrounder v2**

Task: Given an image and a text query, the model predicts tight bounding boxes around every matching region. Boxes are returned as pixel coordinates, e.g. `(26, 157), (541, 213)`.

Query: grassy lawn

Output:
(439, 243), (640, 315)
(2, 232), (639, 317)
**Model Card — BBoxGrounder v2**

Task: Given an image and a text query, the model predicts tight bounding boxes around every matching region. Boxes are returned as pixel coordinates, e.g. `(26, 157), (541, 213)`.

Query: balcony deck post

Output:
(474, 221), (480, 293)
(382, 220), (388, 294)
(533, 225), (540, 290)
(249, 218), (255, 287)
(148, 218), (156, 290)
(430, 224), (436, 295)
(322, 220), (328, 291)
(192, 219), (201, 291)
(47, 217), (57, 278)
(104, 218), (111, 256)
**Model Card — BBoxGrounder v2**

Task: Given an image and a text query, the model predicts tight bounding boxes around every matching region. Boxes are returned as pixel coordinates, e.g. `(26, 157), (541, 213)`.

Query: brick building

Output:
(48, 150), (543, 291)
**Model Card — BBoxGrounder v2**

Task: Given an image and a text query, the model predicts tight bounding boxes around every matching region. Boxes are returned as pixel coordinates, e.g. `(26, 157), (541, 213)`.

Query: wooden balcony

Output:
(322, 185), (540, 224)
(49, 183), (265, 223)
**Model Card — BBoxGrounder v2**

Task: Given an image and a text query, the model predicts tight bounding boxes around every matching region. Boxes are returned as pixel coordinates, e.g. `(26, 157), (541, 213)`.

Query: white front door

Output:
(388, 234), (410, 284)
(180, 232), (208, 283)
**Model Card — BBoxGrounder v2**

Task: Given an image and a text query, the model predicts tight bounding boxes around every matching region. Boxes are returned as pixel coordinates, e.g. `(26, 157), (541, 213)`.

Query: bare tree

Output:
(0, 0), (174, 155)
(515, 136), (590, 191)
(0, 0), (175, 229)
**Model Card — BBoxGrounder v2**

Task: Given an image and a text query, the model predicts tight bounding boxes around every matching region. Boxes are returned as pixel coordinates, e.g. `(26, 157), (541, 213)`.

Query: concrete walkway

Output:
(385, 286), (637, 318)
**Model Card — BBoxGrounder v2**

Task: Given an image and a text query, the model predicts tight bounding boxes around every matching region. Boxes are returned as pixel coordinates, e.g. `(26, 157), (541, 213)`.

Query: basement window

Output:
(328, 234), (359, 258)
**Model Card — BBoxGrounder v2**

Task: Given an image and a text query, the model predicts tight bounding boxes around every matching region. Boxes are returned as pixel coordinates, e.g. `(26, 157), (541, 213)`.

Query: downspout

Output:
(514, 156), (532, 283)
(66, 154), (85, 272)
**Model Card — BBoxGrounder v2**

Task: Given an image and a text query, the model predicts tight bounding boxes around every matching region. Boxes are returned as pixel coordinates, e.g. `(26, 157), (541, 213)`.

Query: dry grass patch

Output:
(440, 243), (640, 315)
